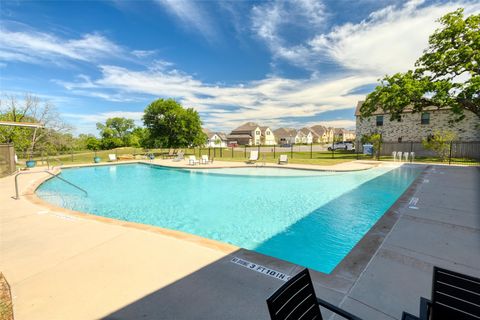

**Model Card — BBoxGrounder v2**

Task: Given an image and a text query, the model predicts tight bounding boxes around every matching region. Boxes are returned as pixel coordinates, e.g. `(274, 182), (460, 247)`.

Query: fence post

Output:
(291, 144), (293, 159)
(310, 143), (313, 159)
(244, 145), (247, 158)
(258, 144), (260, 154)
(231, 146), (234, 158)
(273, 145), (276, 159)
(449, 141), (453, 165)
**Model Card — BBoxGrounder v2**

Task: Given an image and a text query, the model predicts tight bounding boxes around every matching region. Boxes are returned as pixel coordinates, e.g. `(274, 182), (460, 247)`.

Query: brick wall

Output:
(356, 109), (480, 142)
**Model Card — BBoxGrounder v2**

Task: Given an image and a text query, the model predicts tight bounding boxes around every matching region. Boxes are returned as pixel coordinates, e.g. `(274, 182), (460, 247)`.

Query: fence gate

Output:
(0, 144), (16, 177)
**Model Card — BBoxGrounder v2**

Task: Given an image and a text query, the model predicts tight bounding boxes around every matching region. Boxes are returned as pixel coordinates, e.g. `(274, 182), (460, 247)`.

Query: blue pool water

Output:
(36, 164), (423, 273)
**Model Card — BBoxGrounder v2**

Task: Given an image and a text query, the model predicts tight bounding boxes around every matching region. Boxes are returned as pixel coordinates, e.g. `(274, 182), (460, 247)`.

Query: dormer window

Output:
(256, 130), (260, 135)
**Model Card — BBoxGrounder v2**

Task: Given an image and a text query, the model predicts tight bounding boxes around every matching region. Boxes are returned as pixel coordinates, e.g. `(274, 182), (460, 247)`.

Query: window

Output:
(256, 130), (260, 135)
(421, 113), (430, 125)
(398, 137), (403, 143)
(266, 131), (270, 135)
(376, 115), (384, 126)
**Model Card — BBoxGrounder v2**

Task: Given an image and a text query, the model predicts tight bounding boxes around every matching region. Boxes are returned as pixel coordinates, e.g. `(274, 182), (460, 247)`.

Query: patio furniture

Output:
(200, 155), (212, 164)
(267, 268), (363, 320)
(401, 266), (480, 320)
(188, 155), (200, 165)
(162, 149), (177, 159)
(246, 150), (258, 164)
(172, 151), (184, 162)
(108, 154), (117, 162)
(278, 154), (288, 165)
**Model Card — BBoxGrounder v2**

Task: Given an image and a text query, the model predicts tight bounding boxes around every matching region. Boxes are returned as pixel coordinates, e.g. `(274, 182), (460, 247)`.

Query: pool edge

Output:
(25, 170), (239, 255)
(25, 161), (427, 289)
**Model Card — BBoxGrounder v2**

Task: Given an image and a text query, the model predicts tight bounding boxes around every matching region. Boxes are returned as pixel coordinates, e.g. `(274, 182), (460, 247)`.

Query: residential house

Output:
(204, 129), (228, 148)
(310, 125), (333, 143)
(355, 100), (480, 143)
(332, 128), (356, 142)
(273, 128), (296, 145)
(227, 122), (276, 145)
(295, 127), (318, 144)
(260, 126), (276, 145)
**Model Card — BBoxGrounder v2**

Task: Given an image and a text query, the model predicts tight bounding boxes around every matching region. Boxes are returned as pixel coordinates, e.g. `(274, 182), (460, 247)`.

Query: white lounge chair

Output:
(200, 155), (212, 164)
(188, 155), (200, 165)
(278, 154), (288, 165)
(247, 150), (259, 164)
(172, 151), (184, 162)
(108, 154), (117, 162)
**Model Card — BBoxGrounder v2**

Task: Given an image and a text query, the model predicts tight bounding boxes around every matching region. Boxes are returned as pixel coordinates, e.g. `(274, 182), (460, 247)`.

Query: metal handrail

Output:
(14, 170), (88, 200)
(46, 156), (64, 169)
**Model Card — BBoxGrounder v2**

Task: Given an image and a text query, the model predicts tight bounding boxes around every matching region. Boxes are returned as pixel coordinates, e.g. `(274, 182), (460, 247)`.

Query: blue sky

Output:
(0, 0), (478, 135)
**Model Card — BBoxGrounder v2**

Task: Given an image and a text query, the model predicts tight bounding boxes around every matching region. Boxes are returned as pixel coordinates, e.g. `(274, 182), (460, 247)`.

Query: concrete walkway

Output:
(338, 165), (480, 319)
(1, 163), (478, 319)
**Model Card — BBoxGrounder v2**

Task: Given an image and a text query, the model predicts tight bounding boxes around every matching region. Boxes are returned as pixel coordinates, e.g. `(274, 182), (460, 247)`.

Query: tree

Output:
(0, 94), (70, 157)
(422, 130), (456, 161)
(143, 98), (206, 148)
(96, 117), (135, 149)
(361, 9), (480, 122)
(85, 136), (101, 151)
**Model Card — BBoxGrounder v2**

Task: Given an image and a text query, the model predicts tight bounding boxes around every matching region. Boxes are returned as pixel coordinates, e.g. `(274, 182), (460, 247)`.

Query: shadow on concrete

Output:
(102, 249), (294, 320)
(101, 166), (423, 320)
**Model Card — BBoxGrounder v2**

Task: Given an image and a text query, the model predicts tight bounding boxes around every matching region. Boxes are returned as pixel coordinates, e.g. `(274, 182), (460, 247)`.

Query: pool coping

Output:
(24, 161), (428, 294)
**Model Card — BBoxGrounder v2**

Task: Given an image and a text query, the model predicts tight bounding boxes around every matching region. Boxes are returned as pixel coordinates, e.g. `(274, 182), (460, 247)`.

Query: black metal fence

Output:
(12, 141), (480, 167)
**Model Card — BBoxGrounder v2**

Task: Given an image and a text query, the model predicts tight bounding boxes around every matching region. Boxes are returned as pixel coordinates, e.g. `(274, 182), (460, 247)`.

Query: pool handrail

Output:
(14, 170), (88, 200)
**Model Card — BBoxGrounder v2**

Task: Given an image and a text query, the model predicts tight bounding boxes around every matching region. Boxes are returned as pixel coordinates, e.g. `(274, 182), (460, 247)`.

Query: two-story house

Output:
(273, 128), (296, 145)
(203, 129), (228, 148)
(227, 122), (276, 146)
(355, 101), (480, 143)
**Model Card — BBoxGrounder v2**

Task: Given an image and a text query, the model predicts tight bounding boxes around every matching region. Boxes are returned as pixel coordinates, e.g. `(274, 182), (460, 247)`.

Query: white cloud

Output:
(251, 0), (327, 69)
(155, 0), (218, 41)
(59, 61), (373, 132)
(253, 0), (480, 76)
(0, 25), (122, 64)
(310, 1), (480, 75)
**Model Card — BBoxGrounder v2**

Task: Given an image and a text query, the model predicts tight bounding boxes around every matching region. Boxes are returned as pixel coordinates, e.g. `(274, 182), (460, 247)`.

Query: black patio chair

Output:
(266, 268), (362, 320)
(402, 266), (480, 320)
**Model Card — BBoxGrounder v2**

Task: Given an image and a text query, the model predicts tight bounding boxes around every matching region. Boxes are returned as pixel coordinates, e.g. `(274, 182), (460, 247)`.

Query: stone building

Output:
(355, 101), (480, 143)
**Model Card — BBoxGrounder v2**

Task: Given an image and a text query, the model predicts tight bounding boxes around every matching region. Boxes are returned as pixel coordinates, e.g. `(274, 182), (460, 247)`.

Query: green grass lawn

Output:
(17, 147), (478, 167)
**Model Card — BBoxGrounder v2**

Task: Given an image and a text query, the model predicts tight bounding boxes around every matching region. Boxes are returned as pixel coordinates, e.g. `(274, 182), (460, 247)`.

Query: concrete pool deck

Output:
(1, 162), (479, 319)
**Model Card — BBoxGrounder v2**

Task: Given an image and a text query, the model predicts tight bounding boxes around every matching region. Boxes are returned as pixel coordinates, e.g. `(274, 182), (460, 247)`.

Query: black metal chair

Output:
(402, 266), (480, 320)
(266, 268), (362, 320)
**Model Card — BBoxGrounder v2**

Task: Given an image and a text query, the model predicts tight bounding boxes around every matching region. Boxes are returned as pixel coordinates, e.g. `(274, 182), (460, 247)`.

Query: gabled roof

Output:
(310, 125), (328, 135)
(232, 122), (260, 132)
(273, 127), (296, 137)
(299, 127), (319, 137)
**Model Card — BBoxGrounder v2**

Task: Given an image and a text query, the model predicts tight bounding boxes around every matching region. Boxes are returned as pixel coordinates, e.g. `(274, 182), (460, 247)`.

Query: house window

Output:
(376, 115), (383, 126)
(398, 137), (402, 143)
(421, 112), (430, 125)
(266, 131), (270, 135)
(256, 130), (260, 135)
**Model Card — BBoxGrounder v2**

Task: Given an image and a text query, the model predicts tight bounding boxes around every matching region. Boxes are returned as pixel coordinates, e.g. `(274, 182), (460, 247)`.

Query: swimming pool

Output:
(36, 164), (423, 273)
